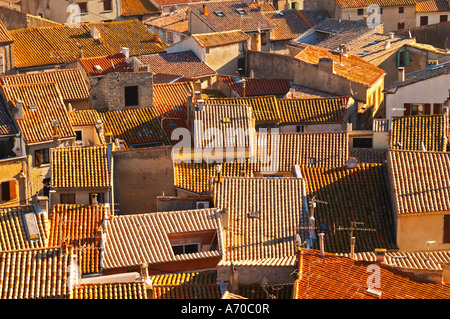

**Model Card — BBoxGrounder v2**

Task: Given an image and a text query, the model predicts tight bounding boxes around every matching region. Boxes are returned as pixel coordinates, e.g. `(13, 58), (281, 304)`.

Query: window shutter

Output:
(8, 180), (16, 200)
(404, 103), (411, 116)
(444, 215), (450, 243)
(35, 150), (42, 167)
(404, 51), (410, 66)
(434, 103), (442, 114)
(1, 182), (8, 202)
(424, 103), (431, 115)
(397, 51), (401, 67)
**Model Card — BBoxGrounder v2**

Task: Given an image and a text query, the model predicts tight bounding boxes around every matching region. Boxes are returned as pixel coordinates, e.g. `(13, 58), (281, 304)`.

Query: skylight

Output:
(214, 10), (225, 17)
(235, 8), (246, 15)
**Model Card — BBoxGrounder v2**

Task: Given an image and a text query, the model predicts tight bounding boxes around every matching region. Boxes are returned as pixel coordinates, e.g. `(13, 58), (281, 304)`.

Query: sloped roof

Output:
(188, 0), (276, 32)
(390, 115), (448, 152)
(192, 30), (250, 47)
(295, 45), (386, 87)
(262, 10), (312, 41)
(79, 53), (131, 76)
(51, 145), (112, 189)
(294, 249), (450, 299)
(102, 208), (224, 270)
(0, 96), (18, 136)
(0, 247), (75, 299)
(137, 51), (216, 79)
(0, 20), (13, 45)
(68, 109), (102, 127)
(0, 206), (49, 251)
(0, 69), (90, 101)
(1, 82), (75, 144)
(218, 76), (292, 97)
(8, 20), (167, 69)
(121, 0), (160, 16)
(300, 163), (397, 254)
(149, 270), (221, 299)
(388, 149), (450, 215)
(336, 0), (416, 8)
(416, 0), (450, 12)
(144, 8), (189, 32)
(70, 282), (148, 299)
(48, 204), (107, 274)
(212, 177), (306, 265)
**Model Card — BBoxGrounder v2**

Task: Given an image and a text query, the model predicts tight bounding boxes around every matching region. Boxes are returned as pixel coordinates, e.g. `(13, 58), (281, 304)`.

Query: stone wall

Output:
(397, 22), (450, 50)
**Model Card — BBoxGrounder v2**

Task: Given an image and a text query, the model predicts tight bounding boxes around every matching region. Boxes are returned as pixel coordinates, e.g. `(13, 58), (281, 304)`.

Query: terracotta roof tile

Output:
(336, 0), (416, 8)
(238, 284), (293, 299)
(8, 20), (166, 69)
(218, 76), (292, 97)
(70, 281), (148, 299)
(0, 69), (89, 101)
(137, 51), (216, 79)
(149, 270), (221, 299)
(79, 53), (131, 76)
(1, 82), (75, 144)
(51, 145), (112, 189)
(0, 247), (75, 299)
(295, 249), (450, 299)
(102, 208), (224, 270)
(299, 163), (397, 254)
(295, 45), (386, 87)
(212, 177), (307, 263)
(263, 10), (312, 41)
(416, 0), (450, 11)
(48, 204), (107, 274)
(388, 149), (450, 214)
(0, 206), (49, 251)
(68, 109), (102, 127)
(0, 97), (18, 136)
(390, 115), (448, 152)
(192, 30), (250, 47)
(0, 20), (13, 45)
(144, 9), (189, 33)
(121, 0), (160, 16)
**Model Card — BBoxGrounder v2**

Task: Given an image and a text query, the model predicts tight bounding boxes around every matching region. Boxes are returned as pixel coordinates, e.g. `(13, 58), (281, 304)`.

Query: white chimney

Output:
(90, 25), (101, 40)
(375, 248), (386, 263)
(350, 236), (356, 259)
(398, 67), (405, 82)
(389, 32), (395, 39)
(384, 40), (391, 50)
(14, 99), (24, 120)
(318, 233), (325, 257)
(121, 47), (130, 59)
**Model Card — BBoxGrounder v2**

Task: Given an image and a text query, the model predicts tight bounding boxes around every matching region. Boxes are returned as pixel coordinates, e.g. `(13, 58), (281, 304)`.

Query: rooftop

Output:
(336, 0), (417, 8)
(120, 0), (160, 16)
(218, 76), (292, 97)
(191, 30), (250, 47)
(416, 0), (450, 12)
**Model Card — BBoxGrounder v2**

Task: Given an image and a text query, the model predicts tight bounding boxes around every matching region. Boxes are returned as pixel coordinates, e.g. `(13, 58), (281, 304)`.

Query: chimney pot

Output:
(121, 47), (130, 59)
(202, 4), (208, 15)
(398, 67), (405, 82)
(350, 236), (356, 259)
(375, 248), (386, 263)
(318, 233), (325, 257)
(90, 193), (98, 206)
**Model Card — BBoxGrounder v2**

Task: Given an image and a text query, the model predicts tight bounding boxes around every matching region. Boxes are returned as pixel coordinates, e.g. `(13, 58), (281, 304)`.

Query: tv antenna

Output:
(334, 221), (376, 254)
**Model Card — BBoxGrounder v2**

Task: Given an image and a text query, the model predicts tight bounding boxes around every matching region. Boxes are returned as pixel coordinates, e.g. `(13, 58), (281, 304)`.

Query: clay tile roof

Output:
(79, 53), (131, 76)
(0, 206), (49, 251)
(188, 0), (276, 32)
(68, 109), (102, 127)
(0, 247), (75, 299)
(416, 0), (450, 11)
(152, 82), (192, 145)
(121, 0), (160, 16)
(238, 284), (293, 298)
(51, 145), (112, 189)
(149, 270), (221, 299)
(390, 115), (448, 152)
(102, 208), (224, 270)
(144, 9), (189, 34)
(299, 163), (397, 254)
(204, 95), (280, 122)
(1, 82), (75, 144)
(262, 10), (313, 41)
(8, 20), (166, 69)
(99, 107), (163, 149)
(212, 177), (306, 264)
(336, 0), (416, 8)
(0, 96), (18, 136)
(70, 281), (148, 299)
(295, 45), (386, 87)
(277, 96), (350, 124)
(295, 249), (450, 299)
(388, 149), (450, 215)
(194, 104), (253, 149)
(0, 20), (13, 45)
(137, 51), (216, 79)
(0, 69), (90, 101)
(222, 291), (248, 299)
(48, 204), (107, 274)
(192, 30), (250, 47)
(218, 76), (292, 97)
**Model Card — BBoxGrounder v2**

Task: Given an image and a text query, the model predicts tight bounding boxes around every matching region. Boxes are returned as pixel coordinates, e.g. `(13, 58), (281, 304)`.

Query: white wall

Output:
(385, 74), (450, 120)
(166, 37), (206, 62)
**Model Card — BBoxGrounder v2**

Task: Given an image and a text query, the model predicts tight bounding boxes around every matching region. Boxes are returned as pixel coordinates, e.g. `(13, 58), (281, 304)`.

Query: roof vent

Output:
(93, 65), (103, 71)
(248, 211), (260, 218)
(365, 288), (382, 297)
(29, 104), (37, 111)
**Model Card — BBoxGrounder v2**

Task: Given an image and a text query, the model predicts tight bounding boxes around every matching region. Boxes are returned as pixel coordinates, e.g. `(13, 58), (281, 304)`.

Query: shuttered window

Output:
(1, 180), (16, 202)
(443, 215), (450, 243)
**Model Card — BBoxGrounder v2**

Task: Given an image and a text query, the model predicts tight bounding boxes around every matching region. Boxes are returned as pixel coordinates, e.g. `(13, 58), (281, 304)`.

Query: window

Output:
(172, 243), (199, 255)
(440, 15), (448, 23)
(398, 6), (404, 13)
(434, 103), (443, 114)
(124, 86), (139, 107)
(235, 9), (246, 15)
(357, 8), (364, 15)
(420, 16), (428, 26)
(60, 194), (76, 204)
(296, 125), (304, 132)
(291, 2), (297, 9)
(35, 148), (50, 167)
(411, 103), (424, 115)
(78, 2), (88, 13)
(353, 138), (373, 148)
(75, 130), (82, 141)
(444, 215), (450, 243)
(379, 8), (383, 14)
(0, 55), (4, 75)
(261, 32), (267, 46)
(397, 22), (405, 29)
(239, 42), (245, 53)
(1, 180), (16, 202)
(309, 157), (316, 164)
(397, 51), (409, 67)
(214, 10), (225, 17)
(43, 178), (50, 197)
(103, 0), (112, 11)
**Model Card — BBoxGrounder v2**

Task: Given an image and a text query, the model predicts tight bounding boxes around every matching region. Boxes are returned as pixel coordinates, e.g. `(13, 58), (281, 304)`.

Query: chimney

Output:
(318, 58), (335, 74)
(389, 32), (395, 39)
(153, 34), (160, 43)
(121, 47), (130, 59)
(52, 120), (59, 145)
(318, 233), (325, 257)
(228, 263), (238, 294)
(90, 193), (98, 206)
(90, 25), (101, 40)
(350, 236), (356, 259)
(67, 103), (73, 113)
(398, 67), (405, 82)
(140, 263), (149, 281)
(384, 39), (391, 50)
(375, 248), (386, 263)
(216, 164), (222, 182)
(202, 4), (208, 15)
(14, 99), (24, 120)
(249, 70), (254, 79)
